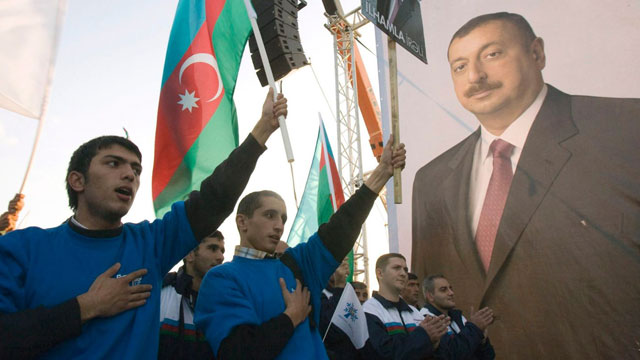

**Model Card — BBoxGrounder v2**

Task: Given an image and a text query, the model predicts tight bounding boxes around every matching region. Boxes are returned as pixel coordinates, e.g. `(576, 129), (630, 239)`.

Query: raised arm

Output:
(318, 137), (406, 262)
(185, 89), (287, 240)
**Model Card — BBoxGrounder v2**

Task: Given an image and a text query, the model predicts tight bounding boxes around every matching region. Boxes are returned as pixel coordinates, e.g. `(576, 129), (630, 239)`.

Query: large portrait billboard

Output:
(382, 1), (640, 358)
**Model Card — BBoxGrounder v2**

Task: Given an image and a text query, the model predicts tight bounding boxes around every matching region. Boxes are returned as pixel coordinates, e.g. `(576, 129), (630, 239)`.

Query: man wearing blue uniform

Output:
(0, 89), (287, 359)
(195, 138), (407, 359)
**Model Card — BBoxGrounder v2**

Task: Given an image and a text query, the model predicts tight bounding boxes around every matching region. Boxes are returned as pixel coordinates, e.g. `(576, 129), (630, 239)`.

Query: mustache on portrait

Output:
(465, 82), (502, 98)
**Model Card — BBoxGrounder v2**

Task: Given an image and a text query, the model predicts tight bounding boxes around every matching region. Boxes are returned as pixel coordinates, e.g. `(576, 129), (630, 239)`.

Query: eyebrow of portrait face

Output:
(449, 39), (503, 65)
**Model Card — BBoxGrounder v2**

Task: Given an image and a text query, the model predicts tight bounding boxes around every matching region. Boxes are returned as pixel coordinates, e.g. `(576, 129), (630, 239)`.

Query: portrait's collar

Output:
(478, 84), (548, 161)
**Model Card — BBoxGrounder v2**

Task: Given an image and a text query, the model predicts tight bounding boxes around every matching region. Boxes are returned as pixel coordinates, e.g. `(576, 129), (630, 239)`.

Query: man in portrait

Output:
(411, 12), (640, 359)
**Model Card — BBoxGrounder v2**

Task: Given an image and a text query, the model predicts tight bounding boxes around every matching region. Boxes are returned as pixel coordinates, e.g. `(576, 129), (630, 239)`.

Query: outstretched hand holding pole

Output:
(251, 88), (288, 146)
(244, 0), (294, 162)
(364, 135), (406, 194)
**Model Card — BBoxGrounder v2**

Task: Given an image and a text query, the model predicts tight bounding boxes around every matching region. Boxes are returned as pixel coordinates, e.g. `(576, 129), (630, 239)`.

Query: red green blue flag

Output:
(152, 0), (251, 217)
(287, 116), (354, 280)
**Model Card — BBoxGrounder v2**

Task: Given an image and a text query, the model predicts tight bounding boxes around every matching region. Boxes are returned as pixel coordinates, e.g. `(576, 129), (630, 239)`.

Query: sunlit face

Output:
(427, 277), (456, 311)
(238, 196), (287, 254)
(189, 236), (225, 279)
(401, 278), (421, 306)
(378, 257), (408, 295)
(75, 145), (142, 224)
(448, 20), (545, 126)
(354, 287), (369, 304)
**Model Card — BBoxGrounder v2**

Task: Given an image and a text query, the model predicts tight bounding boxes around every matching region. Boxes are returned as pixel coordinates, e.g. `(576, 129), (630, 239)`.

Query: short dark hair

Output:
(66, 136), (142, 211)
(352, 281), (367, 290)
(449, 12), (537, 54)
(375, 253), (406, 271)
(407, 272), (418, 281)
(191, 230), (225, 259)
(422, 274), (446, 295)
(183, 230), (225, 266)
(205, 230), (224, 241)
(237, 190), (284, 218)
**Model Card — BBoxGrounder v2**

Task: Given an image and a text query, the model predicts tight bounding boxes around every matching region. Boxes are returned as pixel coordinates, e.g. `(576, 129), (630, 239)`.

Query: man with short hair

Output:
(0, 89), (287, 358)
(412, 12), (640, 358)
(420, 275), (495, 360)
(351, 281), (368, 305)
(400, 272), (420, 309)
(158, 230), (226, 359)
(195, 138), (406, 359)
(363, 253), (450, 360)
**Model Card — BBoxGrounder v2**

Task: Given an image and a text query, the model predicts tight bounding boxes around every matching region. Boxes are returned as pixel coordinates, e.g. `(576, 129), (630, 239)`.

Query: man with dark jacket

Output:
(158, 230), (226, 359)
(363, 253), (450, 360)
(400, 272), (421, 309)
(420, 275), (495, 360)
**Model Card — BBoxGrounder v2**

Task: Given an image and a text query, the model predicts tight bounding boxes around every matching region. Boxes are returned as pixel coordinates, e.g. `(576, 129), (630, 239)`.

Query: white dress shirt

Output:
(469, 85), (548, 237)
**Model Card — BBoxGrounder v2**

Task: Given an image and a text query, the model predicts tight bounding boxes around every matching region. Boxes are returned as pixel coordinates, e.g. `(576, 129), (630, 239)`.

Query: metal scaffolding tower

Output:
(325, 8), (371, 286)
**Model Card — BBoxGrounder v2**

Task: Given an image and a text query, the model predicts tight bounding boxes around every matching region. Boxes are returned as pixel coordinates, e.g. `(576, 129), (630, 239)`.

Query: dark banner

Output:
(361, 0), (427, 63)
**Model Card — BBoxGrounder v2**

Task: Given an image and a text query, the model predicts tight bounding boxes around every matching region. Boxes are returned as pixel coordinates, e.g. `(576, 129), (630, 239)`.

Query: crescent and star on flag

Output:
(177, 53), (223, 113)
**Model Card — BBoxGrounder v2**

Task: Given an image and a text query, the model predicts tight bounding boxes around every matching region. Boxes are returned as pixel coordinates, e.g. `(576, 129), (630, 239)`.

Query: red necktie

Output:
(476, 139), (515, 272)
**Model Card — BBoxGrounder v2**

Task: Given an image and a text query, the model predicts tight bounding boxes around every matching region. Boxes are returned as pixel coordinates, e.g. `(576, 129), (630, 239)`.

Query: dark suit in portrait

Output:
(411, 12), (640, 359)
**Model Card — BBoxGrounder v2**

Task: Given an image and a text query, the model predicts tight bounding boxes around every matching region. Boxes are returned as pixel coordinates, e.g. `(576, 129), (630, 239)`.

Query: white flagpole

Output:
(16, 0), (67, 194)
(243, 0), (294, 163)
(322, 319), (333, 343)
(19, 103), (47, 194)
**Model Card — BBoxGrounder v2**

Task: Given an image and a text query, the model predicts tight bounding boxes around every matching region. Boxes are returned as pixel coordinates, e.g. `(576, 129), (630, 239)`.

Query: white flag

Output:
(0, 0), (67, 119)
(329, 283), (369, 349)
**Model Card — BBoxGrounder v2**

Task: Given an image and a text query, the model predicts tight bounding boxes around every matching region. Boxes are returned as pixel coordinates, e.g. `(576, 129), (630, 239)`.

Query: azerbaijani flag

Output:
(287, 116), (354, 280)
(152, 0), (251, 217)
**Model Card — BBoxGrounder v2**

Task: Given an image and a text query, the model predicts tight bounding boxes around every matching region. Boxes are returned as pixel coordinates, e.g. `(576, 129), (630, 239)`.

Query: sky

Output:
(0, 0), (390, 286)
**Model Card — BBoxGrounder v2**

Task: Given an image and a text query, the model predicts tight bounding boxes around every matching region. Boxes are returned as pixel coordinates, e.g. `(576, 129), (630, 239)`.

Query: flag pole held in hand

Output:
(243, 0), (294, 162)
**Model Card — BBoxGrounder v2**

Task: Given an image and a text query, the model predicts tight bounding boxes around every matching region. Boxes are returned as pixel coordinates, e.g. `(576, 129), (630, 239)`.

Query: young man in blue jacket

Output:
(0, 89), (287, 359)
(195, 138), (407, 359)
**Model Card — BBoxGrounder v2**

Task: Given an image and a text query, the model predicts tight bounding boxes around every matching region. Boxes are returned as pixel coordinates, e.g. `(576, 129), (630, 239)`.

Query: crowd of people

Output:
(0, 81), (484, 359)
(0, 82), (423, 360)
(1, 9), (638, 360)
(318, 254), (496, 360)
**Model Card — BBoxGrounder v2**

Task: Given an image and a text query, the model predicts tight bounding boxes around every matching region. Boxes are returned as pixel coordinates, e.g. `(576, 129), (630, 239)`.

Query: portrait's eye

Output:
(453, 63), (466, 73)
